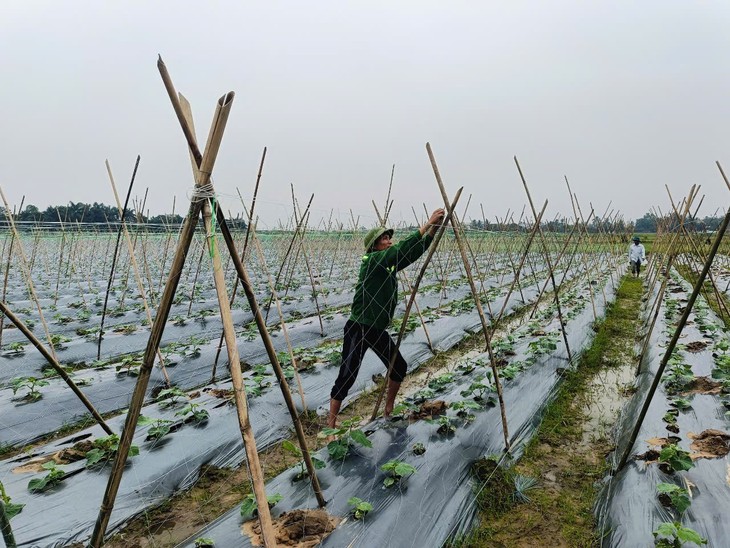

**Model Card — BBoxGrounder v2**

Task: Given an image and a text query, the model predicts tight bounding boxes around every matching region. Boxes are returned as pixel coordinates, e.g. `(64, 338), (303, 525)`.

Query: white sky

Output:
(1, 0), (729, 228)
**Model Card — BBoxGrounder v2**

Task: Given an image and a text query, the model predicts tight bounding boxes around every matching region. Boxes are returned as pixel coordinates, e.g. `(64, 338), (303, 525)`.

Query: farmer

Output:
(629, 236), (646, 277)
(327, 208), (445, 427)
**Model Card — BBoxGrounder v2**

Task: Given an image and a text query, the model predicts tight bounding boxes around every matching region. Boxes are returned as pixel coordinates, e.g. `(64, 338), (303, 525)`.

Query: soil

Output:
(242, 509), (340, 547)
(683, 376), (722, 395)
(12, 441), (92, 473)
(102, 324), (491, 547)
(684, 340), (710, 353)
(410, 399), (448, 420)
(689, 429), (730, 458)
(205, 387), (235, 402)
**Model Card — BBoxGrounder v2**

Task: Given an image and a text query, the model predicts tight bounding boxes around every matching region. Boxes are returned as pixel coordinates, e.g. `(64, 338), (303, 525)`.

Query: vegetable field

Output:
(1, 66), (729, 548)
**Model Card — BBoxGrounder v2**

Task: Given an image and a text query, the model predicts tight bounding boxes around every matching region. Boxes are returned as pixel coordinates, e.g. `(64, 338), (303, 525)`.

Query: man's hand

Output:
(420, 208), (445, 237)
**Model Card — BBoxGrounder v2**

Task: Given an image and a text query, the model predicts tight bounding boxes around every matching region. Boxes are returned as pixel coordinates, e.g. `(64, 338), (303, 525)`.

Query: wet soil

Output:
(242, 508), (340, 547)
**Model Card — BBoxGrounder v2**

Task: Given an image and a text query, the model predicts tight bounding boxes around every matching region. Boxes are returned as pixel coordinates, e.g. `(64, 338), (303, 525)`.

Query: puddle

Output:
(580, 360), (636, 447)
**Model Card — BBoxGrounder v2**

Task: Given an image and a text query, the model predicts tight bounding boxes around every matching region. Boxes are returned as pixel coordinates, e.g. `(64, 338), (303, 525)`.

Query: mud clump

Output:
(410, 400), (447, 420)
(684, 341), (709, 353)
(689, 430), (730, 459)
(244, 509), (340, 547)
(683, 377), (722, 395)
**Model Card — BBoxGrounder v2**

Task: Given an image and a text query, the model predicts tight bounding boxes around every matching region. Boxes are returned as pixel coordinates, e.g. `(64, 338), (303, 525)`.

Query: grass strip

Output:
(457, 275), (643, 547)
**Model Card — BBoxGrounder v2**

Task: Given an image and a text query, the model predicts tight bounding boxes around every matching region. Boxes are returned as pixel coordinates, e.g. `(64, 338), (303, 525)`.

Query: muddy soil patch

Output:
(684, 340), (710, 353)
(683, 376), (722, 395)
(689, 429), (730, 459)
(410, 400), (447, 420)
(243, 509), (340, 547)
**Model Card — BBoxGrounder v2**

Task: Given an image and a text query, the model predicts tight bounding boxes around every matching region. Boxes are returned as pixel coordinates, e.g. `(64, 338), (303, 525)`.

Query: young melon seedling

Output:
(239, 493), (282, 520)
(347, 497), (373, 520)
(28, 462), (66, 493)
(318, 417), (372, 461)
(281, 440), (326, 480)
(380, 459), (416, 488)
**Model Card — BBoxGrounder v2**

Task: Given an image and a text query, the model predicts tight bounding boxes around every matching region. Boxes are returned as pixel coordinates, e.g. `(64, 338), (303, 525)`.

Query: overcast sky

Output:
(1, 1), (729, 228)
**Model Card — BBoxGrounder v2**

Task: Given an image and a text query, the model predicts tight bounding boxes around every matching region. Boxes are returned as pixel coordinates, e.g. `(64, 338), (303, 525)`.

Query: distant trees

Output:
(0, 201), (245, 231)
(634, 213), (657, 233)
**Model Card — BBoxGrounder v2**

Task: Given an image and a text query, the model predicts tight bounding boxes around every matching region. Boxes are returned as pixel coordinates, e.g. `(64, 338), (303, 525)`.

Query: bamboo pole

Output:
(666, 186), (730, 320)
(106, 160), (170, 384)
(617, 188), (730, 472)
(212, 150), (267, 375)
(251, 226), (308, 411)
(263, 195), (314, 321)
(514, 157), (573, 363)
(214, 203), (326, 508)
(635, 193), (697, 375)
(89, 77), (237, 547)
(0, 223), (15, 347)
(177, 92), (278, 546)
(172, 66), (323, 513)
(0, 301), (114, 436)
(98, 157), (138, 360)
(616, 203), (730, 471)
(426, 143), (511, 450)
(0, 188), (58, 362)
(369, 187), (463, 422)
(291, 186), (325, 336)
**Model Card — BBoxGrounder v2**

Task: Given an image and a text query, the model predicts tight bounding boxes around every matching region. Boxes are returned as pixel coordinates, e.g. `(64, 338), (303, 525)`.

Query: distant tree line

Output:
(633, 212), (725, 233)
(468, 212), (727, 234)
(0, 201), (247, 230)
(468, 217), (630, 233)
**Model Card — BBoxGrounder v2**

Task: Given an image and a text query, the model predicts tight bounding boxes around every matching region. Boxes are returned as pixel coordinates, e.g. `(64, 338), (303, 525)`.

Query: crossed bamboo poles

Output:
(616, 163), (730, 472)
(90, 58), (324, 547)
(0, 72), (637, 547)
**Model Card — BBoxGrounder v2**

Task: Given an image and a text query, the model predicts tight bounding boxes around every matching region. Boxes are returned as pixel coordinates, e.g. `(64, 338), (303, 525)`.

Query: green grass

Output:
(456, 275), (644, 547)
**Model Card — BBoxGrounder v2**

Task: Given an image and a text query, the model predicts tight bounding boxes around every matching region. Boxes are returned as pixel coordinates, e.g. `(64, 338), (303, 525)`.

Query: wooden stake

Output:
(89, 74), (237, 547)
(513, 157), (573, 363)
(0, 300), (114, 436)
(370, 187), (464, 421)
(427, 143), (510, 450)
(617, 174), (730, 472)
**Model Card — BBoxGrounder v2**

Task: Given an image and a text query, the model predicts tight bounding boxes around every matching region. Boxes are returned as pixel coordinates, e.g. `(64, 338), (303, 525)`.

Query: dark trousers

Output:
(631, 260), (641, 276)
(330, 319), (407, 401)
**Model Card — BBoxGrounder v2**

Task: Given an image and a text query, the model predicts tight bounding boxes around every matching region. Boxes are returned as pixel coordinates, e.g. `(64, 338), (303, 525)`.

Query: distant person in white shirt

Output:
(628, 236), (646, 277)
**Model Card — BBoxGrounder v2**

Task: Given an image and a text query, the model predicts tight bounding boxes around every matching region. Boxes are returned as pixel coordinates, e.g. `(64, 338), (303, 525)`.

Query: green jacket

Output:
(350, 230), (433, 329)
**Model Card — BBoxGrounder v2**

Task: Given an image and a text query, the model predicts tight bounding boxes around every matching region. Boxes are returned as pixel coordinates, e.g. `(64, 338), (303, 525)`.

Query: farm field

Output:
(1, 209), (729, 548)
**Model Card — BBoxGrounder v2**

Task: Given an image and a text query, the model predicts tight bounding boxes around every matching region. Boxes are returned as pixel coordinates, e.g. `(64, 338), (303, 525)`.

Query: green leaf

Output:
(383, 477), (396, 488)
(281, 440), (300, 457)
(28, 477), (49, 493)
(394, 462), (417, 477)
(312, 457), (326, 470)
(85, 448), (105, 467)
(4, 501), (24, 519)
(128, 445), (140, 457)
(675, 525), (707, 545)
(349, 429), (372, 448)
(659, 445), (694, 472)
(327, 440), (349, 461)
(239, 495), (257, 518)
(654, 522), (677, 537)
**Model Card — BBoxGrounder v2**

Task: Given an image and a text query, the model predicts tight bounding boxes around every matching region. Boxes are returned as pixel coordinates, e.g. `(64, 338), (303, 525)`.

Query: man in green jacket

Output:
(327, 208), (445, 427)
